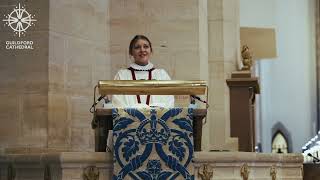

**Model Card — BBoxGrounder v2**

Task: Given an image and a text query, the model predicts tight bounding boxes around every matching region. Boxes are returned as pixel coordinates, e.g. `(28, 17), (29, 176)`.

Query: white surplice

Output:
(111, 62), (175, 108)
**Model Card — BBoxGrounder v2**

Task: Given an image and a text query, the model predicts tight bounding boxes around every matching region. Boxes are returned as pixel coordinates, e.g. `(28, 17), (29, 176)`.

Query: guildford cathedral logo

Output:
(2, 3), (36, 50)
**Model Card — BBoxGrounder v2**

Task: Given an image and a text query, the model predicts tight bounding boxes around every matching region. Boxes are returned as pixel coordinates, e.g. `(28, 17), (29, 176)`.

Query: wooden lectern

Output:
(226, 73), (260, 152)
(303, 163), (320, 179)
(92, 80), (208, 152)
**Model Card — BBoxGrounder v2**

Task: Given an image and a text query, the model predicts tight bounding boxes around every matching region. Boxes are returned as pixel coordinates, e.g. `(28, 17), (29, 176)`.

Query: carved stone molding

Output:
(270, 165), (277, 180)
(240, 163), (249, 180)
(83, 166), (99, 180)
(198, 164), (213, 180)
(7, 164), (16, 180)
(44, 165), (51, 180)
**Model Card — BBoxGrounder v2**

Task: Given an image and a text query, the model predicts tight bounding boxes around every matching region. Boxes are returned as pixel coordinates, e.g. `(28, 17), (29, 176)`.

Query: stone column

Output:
(48, 0), (111, 152)
(0, 0), (49, 153)
(205, 0), (240, 151)
(0, 0), (111, 153)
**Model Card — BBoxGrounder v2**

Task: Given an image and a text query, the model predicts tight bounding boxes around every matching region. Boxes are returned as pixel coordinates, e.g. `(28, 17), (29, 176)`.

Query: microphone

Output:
(91, 96), (105, 108)
(307, 153), (320, 163)
(190, 95), (208, 104)
(90, 96), (105, 113)
(190, 95), (209, 108)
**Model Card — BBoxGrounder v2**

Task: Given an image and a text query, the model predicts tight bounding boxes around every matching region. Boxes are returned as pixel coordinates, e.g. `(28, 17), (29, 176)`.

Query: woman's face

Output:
(131, 39), (152, 66)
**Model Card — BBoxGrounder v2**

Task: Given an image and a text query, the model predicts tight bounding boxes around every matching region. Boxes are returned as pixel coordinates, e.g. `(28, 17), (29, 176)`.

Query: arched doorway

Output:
(271, 122), (292, 153)
(271, 131), (288, 153)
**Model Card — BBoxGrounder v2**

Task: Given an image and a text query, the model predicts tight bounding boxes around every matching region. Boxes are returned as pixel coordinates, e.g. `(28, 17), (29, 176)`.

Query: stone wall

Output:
(109, 0), (200, 79)
(0, 152), (113, 180)
(0, 0), (111, 152)
(48, 0), (111, 152)
(0, 152), (303, 180)
(0, 0), (49, 152)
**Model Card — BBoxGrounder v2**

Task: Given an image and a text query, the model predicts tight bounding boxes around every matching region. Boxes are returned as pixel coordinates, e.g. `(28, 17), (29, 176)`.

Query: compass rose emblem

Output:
(3, 3), (37, 37)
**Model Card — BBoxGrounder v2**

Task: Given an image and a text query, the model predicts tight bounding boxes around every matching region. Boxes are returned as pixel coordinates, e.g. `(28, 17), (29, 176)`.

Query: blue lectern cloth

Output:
(112, 108), (194, 180)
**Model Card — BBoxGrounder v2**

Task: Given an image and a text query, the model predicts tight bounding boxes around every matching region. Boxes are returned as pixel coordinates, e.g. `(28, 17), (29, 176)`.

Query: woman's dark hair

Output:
(129, 35), (153, 56)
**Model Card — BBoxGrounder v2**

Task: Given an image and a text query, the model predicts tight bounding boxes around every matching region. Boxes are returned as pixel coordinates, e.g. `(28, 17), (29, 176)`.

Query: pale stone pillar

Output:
(204, 0), (240, 151)
(0, 0), (112, 153)
(48, 0), (111, 151)
(0, 1), (49, 153)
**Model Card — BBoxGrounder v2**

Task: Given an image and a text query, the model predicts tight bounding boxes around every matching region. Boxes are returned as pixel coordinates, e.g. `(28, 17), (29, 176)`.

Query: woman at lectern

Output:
(111, 35), (174, 108)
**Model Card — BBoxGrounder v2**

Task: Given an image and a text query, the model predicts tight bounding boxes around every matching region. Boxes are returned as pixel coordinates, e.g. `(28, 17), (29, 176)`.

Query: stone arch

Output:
(271, 122), (293, 153)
